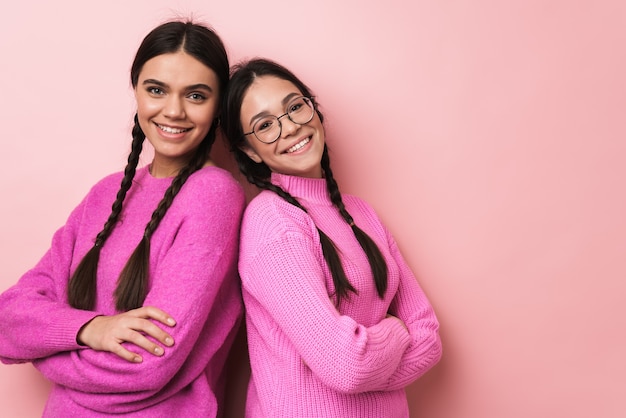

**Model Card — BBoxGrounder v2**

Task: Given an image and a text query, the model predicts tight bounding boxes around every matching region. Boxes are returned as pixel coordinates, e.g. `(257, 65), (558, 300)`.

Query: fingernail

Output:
(134, 356), (142, 363)
(165, 337), (173, 346)
(167, 318), (176, 326)
(154, 347), (163, 355)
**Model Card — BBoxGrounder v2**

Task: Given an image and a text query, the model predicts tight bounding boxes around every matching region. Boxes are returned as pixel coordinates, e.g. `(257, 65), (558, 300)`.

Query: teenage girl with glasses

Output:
(222, 58), (442, 417)
(0, 21), (245, 417)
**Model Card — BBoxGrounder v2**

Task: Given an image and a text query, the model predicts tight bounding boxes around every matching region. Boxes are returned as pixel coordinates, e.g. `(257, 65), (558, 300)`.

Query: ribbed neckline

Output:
(135, 164), (174, 184)
(271, 173), (332, 205)
(133, 165), (176, 190)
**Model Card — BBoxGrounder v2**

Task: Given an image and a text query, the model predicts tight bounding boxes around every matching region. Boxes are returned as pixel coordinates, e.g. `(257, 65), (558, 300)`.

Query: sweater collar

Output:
(270, 172), (332, 205)
(135, 165), (175, 187)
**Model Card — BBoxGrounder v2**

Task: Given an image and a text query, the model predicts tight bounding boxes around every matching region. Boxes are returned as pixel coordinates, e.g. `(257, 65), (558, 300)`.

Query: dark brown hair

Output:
(67, 21), (229, 311)
(222, 58), (387, 305)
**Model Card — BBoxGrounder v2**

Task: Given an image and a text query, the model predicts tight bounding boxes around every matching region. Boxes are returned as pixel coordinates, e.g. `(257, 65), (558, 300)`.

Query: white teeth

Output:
(286, 138), (310, 153)
(158, 124), (189, 134)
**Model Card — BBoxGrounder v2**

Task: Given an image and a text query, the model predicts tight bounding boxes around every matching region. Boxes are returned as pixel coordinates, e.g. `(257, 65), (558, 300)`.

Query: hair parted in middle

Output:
(67, 20), (229, 312)
(222, 58), (388, 306)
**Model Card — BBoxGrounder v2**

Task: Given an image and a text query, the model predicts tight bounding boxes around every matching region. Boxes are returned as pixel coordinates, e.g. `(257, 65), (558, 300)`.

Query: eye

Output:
(147, 86), (165, 95)
(289, 97), (307, 114)
(188, 92), (207, 102)
(255, 117), (276, 133)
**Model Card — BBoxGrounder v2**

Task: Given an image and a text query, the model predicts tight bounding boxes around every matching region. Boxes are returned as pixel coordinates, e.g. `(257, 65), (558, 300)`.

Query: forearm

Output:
(376, 235), (443, 391)
(303, 314), (414, 393)
(34, 248), (242, 394)
(0, 268), (98, 363)
(244, 258), (414, 393)
(377, 312), (442, 391)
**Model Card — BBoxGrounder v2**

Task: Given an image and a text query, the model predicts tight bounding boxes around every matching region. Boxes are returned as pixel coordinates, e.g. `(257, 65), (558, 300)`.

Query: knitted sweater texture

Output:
(0, 165), (245, 417)
(239, 173), (442, 418)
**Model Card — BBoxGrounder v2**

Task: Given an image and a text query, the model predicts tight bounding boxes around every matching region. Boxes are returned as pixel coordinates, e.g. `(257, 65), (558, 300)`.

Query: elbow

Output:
(417, 318), (443, 367)
(416, 331), (443, 377)
(428, 334), (443, 368)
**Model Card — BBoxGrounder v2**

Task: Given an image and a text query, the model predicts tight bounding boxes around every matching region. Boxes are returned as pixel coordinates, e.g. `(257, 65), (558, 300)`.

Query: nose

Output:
(278, 114), (300, 138)
(164, 96), (185, 119)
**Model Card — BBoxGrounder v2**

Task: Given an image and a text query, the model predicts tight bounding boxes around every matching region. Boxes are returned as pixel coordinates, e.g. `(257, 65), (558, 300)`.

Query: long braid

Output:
(113, 125), (215, 311)
(238, 159), (357, 305)
(67, 115), (145, 310)
(67, 20), (229, 312)
(321, 147), (388, 298)
(223, 59), (384, 304)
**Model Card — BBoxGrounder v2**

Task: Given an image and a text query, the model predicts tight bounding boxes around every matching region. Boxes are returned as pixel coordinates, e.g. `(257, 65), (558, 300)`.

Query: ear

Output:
(239, 143), (263, 164)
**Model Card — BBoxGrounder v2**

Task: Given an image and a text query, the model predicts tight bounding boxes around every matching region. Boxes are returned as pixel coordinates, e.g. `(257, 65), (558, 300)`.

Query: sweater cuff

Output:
(44, 309), (102, 351)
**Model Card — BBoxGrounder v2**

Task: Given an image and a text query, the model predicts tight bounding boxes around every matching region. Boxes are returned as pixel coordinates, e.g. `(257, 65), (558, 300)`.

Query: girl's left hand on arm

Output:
(76, 306), (176, 363)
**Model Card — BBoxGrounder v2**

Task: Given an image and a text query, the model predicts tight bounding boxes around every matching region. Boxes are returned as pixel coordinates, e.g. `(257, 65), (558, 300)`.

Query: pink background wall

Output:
(1, 1), (625, 416)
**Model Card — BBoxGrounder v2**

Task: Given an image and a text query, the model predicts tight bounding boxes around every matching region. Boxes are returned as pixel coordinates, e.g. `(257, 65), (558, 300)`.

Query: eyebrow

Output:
(248, 92), (302, 127)
(142, 79), (214, 92)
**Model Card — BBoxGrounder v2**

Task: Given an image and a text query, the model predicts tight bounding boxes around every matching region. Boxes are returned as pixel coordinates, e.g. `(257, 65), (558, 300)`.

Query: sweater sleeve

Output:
(32, 176), (245, 400)
(0, 199), (101, 364)
(378, 229), (442, 391)
(240, 208), (413, 395)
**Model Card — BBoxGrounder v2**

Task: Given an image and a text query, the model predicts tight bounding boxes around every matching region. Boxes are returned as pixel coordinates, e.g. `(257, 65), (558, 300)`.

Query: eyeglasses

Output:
(244, 96), (315, 144)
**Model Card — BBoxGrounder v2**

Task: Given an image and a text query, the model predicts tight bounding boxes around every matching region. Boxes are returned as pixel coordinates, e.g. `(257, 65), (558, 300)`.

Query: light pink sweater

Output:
(239, 173), (442, 418)
(0, 165), (245, 417)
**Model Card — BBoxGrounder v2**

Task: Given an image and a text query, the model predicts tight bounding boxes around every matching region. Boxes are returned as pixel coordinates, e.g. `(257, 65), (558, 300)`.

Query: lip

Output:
(153, 122), (192, 135)
(282, 136), (312, 154)
(153, 122), (193, 141)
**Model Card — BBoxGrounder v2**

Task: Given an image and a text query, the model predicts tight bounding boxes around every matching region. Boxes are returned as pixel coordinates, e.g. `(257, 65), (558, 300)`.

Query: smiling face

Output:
(135, 51), (219, 177)
(239, 76), (325, 179)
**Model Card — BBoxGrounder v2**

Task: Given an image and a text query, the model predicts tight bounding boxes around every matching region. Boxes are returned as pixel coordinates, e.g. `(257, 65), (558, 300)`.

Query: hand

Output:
(77, 306), (176, 363)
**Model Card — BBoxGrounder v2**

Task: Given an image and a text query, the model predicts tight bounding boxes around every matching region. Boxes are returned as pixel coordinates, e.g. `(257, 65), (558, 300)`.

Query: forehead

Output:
(242, 76), (302, 111)
(138, 51), (218, 89)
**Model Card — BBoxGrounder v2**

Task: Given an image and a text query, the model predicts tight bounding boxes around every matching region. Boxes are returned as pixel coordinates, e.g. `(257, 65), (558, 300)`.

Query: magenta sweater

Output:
(239, 173), (442, 418)
(0, 165), (245, 417)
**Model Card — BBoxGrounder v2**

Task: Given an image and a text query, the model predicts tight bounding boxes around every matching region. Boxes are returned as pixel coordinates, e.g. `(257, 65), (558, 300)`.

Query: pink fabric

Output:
(0, 165), (245, 417)
(239, 173), (442, 417)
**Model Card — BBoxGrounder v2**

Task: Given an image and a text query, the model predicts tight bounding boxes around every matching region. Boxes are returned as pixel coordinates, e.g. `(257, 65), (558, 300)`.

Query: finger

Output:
(132, 306), (176, 327)
(122, 316), (174, 347)
(109, 343), (143, 363)
(132, 320), (175, 347)
(122, 331), (167, 356)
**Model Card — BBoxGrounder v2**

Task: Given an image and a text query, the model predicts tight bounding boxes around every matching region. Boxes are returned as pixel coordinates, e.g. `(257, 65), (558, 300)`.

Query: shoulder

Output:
(342, 193), (391, 239)
(239, 191), (323, 272)
(245, 190), (307, 225)
(87, 170), (125, 194)
(342, 193), (379, 217)
(181, 166), (245, 208)
(241, 190), (317, 242)
(76, 169), (128, 210)
(187, 166), (243, 195)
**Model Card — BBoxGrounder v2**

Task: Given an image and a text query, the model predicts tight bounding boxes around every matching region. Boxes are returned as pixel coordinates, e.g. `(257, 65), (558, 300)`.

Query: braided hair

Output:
(68, 21), (229, 312)
(222, 58), (387, 306)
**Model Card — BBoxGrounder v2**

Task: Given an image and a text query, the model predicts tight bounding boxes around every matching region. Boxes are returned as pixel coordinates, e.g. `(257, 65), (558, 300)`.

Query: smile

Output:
(156, 123), (191, 134)
(286, 137), (310, 153)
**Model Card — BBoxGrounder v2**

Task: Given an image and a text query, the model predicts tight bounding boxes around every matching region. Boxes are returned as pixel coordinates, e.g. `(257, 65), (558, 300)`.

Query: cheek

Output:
(243, 141), (271, 164)
(189, 104), (217, 127)
(313, 118), (325, 139)
(136, 98), (160, 121)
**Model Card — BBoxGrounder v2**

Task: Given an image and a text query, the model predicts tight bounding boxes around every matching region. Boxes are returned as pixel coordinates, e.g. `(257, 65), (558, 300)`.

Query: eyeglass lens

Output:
(253, 97), (314, 143)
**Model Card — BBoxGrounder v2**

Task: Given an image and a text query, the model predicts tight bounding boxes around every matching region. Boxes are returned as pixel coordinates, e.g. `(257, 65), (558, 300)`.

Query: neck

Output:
(149, 162), (183, 178)
(149, 158), (214, 178)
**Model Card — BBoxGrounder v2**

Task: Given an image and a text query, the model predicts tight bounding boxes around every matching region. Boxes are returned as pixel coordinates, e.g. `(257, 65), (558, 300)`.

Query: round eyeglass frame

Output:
(243, 96), (315, 144)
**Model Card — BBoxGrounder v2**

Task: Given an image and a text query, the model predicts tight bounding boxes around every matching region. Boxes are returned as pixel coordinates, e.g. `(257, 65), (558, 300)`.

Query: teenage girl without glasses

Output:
(0, 21), (245, 417)
(222, 58), (442, 417)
